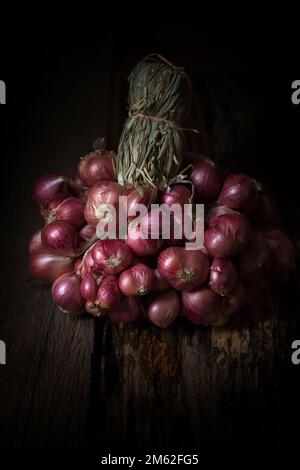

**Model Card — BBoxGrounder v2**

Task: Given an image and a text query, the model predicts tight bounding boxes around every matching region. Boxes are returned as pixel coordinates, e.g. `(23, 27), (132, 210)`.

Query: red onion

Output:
(42, 221), (78, 256)
(52, 273), (83, 314)
(33, 175), (65, 206)
(29, 250), (75, 282)
(74, 256), (83, 273)
(92, 240), (133, 275)
(45, 197), (85, 228)
(157, 247), (209, 291)
(160, 184), (192, 208)
(262, 228), (296, 283)
(127, 220), (163, 256)
(204, 213), (251, 258)
(209, 258), (239, 295)
(29, 229), (44, 255)
(236, 231), (271, 280)
(205, 204), (237, 227)
(222, 282), (246, 318)
(151, 268), (170, 293)
(80, 271), (99, 301)
(85, 301), (103, 317)
(96, 275), (121, 310)
(109, 296), (141, 323)
(74, 174), (86, 188)
(118, 263), (154, 296)
(78, 150), (116, 186)
(84, 181), (125, 226)
(182, 287), (223, 325)
(147, 290), (180, 328)
(218, 173), (258, 213)
(190, 157), (223, 202)
(251, 195), (282, 227)
(126, 186), (158, 219)
(79, 224), (96, 241)
(46, 193), (69, 210)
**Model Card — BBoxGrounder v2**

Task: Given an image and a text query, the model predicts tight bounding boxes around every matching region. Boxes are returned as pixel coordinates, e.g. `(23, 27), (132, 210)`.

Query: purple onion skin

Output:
(182, 287), (223, 325)
(236, 231), (271, 281)
(218, 173), (258, 214)
(147, 290), (180, 328)
(204, 213), (251, 258)
(209, 258), (239, 295)
(80, 272), (98, 302)
(52, 273), (83, 314)
(205, 204), (238, 227)
(190, 157), (223, 203)
(33, 175), (64, 206)
(212, 282), (246, 326)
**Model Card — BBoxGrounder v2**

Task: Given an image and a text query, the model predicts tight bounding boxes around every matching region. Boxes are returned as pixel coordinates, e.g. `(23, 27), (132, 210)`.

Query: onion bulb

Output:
(209, 258), (239, 295)
(157, 247), (209, 291)
(52, 273), (83, 314)
(42, 221), (78, 256)
(29, 250), (75, 282)
(190, 157), (223, 202)
(78, 150), (116, 187)
(109, 296), (141, 323)
(91, 240), (133, 275)
(84, 181), (125, 227)
(147, 290), (180, 328)
(182, 287), (223, 325)
(204, 213), (251, 258)
(96, 275), (121, 310)
(218, 173), (258, 214)
(118, 263), (154, 296)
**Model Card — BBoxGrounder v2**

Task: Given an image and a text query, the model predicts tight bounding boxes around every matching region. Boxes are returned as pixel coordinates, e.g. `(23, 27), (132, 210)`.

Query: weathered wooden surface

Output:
(0, 32), (299, 450)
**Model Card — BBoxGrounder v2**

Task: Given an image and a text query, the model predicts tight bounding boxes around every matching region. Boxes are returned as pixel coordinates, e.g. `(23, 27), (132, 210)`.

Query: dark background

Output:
(0, 12), (300, 453)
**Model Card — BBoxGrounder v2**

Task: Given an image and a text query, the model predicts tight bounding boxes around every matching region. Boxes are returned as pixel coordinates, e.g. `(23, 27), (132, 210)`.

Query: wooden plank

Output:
(95, 49), (300, 450)
(0, 43), (113, 449)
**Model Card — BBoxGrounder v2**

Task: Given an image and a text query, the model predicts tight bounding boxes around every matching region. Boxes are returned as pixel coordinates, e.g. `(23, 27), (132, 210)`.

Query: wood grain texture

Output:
(0, 44), (114, 449)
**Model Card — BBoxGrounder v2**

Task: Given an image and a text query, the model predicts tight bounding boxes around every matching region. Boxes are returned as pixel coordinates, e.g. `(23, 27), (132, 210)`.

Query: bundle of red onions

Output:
(28, 55), (296, 327)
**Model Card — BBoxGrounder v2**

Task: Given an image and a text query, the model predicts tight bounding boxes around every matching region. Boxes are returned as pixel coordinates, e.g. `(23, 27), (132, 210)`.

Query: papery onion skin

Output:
(79, 225), (96, 241)
(84, 181), (125, 226)
(29, 250), (75, 282)
(74, 256), (83, 274)
(182, 287), (223, 325)
(78, 150), (116, 187)
(118, 263), (154, 296)
(205, 204), (237, 227)
(92, 240), (133, 275)
(46, 197), (85, 228)
(262, 228), (296, 283)
(33, 175), (65, 206)
(85, 300), (105, 317)
(96, 275), (121, 309)
(126, 187), (158, 220)
(29, 229), (44, 255)
(109, 296), (141, 323)
(251, 195), (282, 227)
(42, 221), (78, 256)
(209, 258), (239, 296)
(157, 247), (209, 291)
(52, 273), (83, 314)
(190, 157), (223, 203)
(147, 290), (180, 328)
(236, 231), (271, 280)
(151, 268), (171, 293)
(80, 271), (99, 302)
(218, 173), (258, 214)
(160, 184), (192, 208)
(127, 220), (163, 256)
(204, 213), (251, 258)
